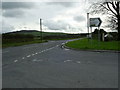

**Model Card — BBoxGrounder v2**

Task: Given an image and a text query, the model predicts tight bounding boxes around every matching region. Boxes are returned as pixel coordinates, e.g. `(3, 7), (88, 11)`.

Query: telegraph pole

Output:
(87, 13), (89, 42)
(40, 18), (42, 42)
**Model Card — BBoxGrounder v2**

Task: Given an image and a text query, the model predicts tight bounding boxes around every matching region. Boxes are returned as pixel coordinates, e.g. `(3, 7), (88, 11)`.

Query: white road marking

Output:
(62, 46), (64, 48)
(64, 60), (72, 62)
(27, 55), (31, 57)
(43, 50), (46, 52)
(76, 61), (81, 63)
(32, 54), (35, 56)
(35, 53), (38, 54)
(56, 45), (59, 47)
(33, 59), (37, 61)
(45, 49), (49, 51)
(14, 60), (18, 62)
(22, 57), (25, 59)
(64, 48), (69, 51)
(24, 46), (58, 59)
(33, 59), (43, 62)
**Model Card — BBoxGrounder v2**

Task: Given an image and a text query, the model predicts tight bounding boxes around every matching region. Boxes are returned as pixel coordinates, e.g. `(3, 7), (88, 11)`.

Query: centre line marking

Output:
(76, 61), (81, 63)
(27, 55), (31, 57)
(32, 54), (35, 56)
(22, 57), (25, 59)
(14, 60), (18, 62)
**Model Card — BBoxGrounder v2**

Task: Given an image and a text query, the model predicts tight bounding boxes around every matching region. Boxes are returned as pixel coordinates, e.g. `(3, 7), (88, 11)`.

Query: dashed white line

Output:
(76, 61), (81, 63)
(22, 57), (25, 59)
(64, 60), (72, 62)
(14, 60), (18, 62)
(32, 54), (35, 56)
(24, 46), (58, 59)
(56, 45), (59, 47)
(27, 55), (31, 57)
(35, 53), (38, 55)
(33, 59), (43, 62)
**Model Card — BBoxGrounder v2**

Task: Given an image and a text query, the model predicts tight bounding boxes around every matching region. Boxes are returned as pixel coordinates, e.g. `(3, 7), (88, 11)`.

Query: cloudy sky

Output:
(1, 0), (107, 33)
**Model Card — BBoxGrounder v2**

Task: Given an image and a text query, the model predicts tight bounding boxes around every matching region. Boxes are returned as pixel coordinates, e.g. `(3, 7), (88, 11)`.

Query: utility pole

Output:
(87, 13), (89, 42)
(40, 18), (42, 42)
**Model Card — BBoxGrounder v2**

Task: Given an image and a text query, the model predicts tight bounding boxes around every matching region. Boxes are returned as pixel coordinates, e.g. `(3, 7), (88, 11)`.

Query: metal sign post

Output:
(98, 26), (100, 48)
(89, 17), (102, 48)
(90, 27), (92, 46)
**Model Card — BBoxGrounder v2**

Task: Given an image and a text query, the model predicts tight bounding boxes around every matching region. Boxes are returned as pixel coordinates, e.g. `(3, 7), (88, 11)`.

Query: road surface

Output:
(2, 39), (118, 88)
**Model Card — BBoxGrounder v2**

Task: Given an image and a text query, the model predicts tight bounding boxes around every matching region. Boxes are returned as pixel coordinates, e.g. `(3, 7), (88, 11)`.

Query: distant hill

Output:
(3, 30), (88, 39)
(2, 30), (88, 41)
(4, 30), (67, 37)
(5, 30), (39, 34)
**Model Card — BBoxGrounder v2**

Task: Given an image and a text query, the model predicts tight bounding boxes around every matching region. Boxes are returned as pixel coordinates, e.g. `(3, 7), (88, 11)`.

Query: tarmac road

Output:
(2, 39), (118, 88)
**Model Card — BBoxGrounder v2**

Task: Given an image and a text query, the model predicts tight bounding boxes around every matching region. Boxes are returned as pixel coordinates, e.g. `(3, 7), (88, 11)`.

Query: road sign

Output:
(90, 18), (102, 27)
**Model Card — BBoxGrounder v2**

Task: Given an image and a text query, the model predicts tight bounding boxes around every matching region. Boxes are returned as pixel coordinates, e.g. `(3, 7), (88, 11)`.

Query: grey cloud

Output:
(2, 21), (15, 33)
(2, 2), (34, 10)
(46, 2), (76, 7)
(3, 9), (24, 18)
(74, 15), (85, 22)
(43, 20), (69, 30)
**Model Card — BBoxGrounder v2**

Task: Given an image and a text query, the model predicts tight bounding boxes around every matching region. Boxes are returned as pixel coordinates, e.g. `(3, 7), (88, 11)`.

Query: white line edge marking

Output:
(64, 49), (69, 51)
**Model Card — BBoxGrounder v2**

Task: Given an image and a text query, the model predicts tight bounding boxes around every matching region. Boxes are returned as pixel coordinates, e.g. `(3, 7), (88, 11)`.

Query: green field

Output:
(2, 40), (47, 48)
(2, 30), (85, 48)
(65, 38), (120, 51)
(8, 30), (67, 36)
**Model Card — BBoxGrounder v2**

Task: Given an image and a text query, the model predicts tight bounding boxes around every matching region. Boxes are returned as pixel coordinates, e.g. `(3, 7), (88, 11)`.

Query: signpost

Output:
(87, 16), (102, 48)
(89, 18), (102, 41)
(90, 18), (102, 27)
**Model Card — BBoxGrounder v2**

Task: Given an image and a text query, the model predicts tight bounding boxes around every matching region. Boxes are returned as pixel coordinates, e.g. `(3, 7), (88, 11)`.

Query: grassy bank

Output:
(65, 38), (120, 51)
(2, 40), (47, 48)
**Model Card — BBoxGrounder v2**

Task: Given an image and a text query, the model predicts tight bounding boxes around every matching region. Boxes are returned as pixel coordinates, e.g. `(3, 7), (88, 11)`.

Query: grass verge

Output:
(65, 38), (120, 51)
(47, 38), (80, 40)
(2, 40), (47, 48)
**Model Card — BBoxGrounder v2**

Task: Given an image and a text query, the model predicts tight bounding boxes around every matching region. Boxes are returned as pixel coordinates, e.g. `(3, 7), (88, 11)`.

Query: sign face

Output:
(89, 18), (102, 27)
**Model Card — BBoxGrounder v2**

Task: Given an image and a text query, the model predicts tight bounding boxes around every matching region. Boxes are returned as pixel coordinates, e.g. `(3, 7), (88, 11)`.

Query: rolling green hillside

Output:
(5, 30), (67, 36)
(2, 30), (86, 48)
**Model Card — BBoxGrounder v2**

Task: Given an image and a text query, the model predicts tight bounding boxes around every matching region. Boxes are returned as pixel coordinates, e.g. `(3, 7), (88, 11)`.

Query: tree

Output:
(90, 0), (120, 40)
